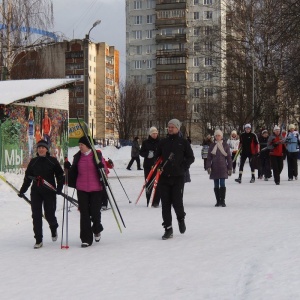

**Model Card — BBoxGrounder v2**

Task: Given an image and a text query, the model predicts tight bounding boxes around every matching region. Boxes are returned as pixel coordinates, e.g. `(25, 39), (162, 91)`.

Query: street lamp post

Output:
(84, 20), (101, 129)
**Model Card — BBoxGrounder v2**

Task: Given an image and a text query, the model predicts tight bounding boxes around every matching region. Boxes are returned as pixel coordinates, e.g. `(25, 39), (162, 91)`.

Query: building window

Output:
(204, 41), (213, 51)
(194, 27), (201, 36)
(134, 0), (142, 9)
(134, 16), (142, 25)
(204, 88), (213, 96)
(194, 73), (200, 82)
(194, 12), (200, 20)
(204, 26), (213, 35)
(146, 0), (154, 9)
(193, 57), (200, 67)
(194, 0), (199, 4)
(194, 42), (201, 52)
(147, 75), (153, 84)
(204, 0), (213, 4)
(146, 45), (152, 54)
(146, 90), (152, 99)
(147, 15), (153, 24)
(134, 61), (142, 69)
(205, 73), (213, 80)
(146, 60), (152, 69)
(204, 11), (213, 19)
(194, 88), (200, 97)
(204, 57), (212, 66)
(193, 103), (200, 113)
(136, 45), (142, 55)
(146, 30), (153, 39)
(133, 30), (142, 39)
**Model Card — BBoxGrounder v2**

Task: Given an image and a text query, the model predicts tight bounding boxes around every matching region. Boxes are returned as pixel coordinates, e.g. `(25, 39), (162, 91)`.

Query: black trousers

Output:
(231, 153), (237, 171)
(239, 153), (255, 173)
(287, 152), (298, 179)
(77, 190), (104, 245)
(259, 156), (272, 178)
(160, 176), (185, 228)
(31, 190), (58, 243)
(270, 156), (283, 183)
(127, 156), (141, 169)
(144, 167), (161, 206)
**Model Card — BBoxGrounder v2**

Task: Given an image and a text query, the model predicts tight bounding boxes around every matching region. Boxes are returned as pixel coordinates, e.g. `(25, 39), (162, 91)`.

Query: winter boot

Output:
(250, 173), (255, 183)
(34, 241), (43, 249)
(214, 188), (220, 207)
(162, 226), (173, 240)
(219, 187), (226, 207)
(235, 173), (242, 183)
(50, 225), (58, 242)
(178, 218), (186, 234)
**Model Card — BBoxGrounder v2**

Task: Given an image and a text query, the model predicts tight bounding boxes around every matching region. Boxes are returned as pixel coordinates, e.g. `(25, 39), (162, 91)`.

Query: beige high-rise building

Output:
(126, 0), (227, 142)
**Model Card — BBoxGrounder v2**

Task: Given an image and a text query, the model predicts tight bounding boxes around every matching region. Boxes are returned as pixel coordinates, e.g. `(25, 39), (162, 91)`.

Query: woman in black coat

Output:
(139, 127), (160, 207)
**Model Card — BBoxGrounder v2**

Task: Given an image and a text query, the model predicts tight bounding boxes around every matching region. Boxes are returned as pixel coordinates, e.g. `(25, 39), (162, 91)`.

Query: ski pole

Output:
(108, 158), (132, 204)
(61, 169), (69, 249)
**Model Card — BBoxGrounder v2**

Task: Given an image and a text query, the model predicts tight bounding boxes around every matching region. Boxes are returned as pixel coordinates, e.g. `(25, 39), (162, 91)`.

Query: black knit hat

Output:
(36, 140), (49, 151)
(78, 136), (92, 149)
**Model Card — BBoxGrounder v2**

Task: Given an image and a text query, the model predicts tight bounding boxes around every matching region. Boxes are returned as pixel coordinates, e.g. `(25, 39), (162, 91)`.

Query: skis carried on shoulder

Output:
(233, 147), (242, 162)
(135, 157), (163, 205)
(28, 176), (79, 207)
(76, 116), (125, 233)
(0, 174), (31, 206)
(148, 153), (174, 208)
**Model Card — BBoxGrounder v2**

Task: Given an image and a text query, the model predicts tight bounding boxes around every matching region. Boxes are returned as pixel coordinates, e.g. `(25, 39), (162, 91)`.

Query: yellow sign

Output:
(69, 122), (84, 138)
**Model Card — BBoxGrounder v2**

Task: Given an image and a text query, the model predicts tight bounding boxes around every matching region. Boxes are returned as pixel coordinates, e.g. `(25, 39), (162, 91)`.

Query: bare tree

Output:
(0, 0), (54, 79)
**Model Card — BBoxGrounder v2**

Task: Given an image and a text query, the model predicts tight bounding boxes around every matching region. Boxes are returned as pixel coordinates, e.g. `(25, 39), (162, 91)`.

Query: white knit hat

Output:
(168, 119), (181, 130)
(244, 123), (251, 129)
(214, 129), (223, 138)
(289, 124), (296, 130)
(231, 130), (237, 135)
(273, 125), (280, 131)
(149, 126), (158, 135)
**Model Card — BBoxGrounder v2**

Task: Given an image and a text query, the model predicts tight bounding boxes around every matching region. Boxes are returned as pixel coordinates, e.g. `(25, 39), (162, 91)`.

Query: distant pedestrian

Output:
(139, 127), (161, 207)
(201, 135), (213, 170)
(267, 125), (286, 185)
(227, 130), (239, 174)
(206, 130), (232, 207)
(258, 130), (272, 180)
(235, 124), (259, 183)
(126, 137), (143, 170)
(285, 124), (300, 181)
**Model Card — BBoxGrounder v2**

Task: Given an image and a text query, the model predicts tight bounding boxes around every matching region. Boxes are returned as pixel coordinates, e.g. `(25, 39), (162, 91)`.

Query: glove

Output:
(108, 159), (114, 168)
(228, 170), (232, 176)
(18, 193), (24, 198)
(147, 151), (154, 159)
(97, 161), (104, 168)
(207, 168), (211, 175)
(56, 186), (63, 195)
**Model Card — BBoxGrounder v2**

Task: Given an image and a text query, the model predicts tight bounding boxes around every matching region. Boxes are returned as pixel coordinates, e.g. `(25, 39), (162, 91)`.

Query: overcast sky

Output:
(52, 0), (126, 79)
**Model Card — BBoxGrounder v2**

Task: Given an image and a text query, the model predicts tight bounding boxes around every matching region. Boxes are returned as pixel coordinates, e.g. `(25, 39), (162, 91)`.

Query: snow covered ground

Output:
(1, 145), (299, 300)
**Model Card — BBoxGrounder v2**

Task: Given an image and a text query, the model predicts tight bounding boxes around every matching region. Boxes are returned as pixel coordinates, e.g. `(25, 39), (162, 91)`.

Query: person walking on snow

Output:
(285, 124), (300, 181)
(67, 136), (108, 248)
(139, 126), (161, 207)
(227, 130), (239, 174)
(155, 119), (195, 240)
(126, 137), (143, 170)
(267, 125), (286, 185)
(235, 123), (260, 183)
(207, 130), (232, 207)
(18, 140), (64, 249)
(258, 130), (272, 180)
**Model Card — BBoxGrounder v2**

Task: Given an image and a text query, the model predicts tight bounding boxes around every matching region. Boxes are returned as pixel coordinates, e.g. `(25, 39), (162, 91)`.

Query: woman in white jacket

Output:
(227, 130), (240, 174)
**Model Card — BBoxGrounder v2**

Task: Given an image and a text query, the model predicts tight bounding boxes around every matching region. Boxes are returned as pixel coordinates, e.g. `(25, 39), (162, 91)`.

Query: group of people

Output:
(18, 118), (195, 248)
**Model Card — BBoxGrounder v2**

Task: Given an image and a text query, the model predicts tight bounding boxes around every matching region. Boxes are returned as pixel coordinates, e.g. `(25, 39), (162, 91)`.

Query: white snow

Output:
(0, 145), (299, 300)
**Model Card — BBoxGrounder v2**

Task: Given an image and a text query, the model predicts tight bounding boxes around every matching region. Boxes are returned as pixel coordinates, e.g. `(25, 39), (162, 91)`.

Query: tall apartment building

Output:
(11, 40), (119, 141)
(126, 0), (227, 142)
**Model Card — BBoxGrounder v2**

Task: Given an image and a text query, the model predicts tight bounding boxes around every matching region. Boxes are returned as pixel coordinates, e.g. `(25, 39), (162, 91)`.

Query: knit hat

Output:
(289, 124), (296, 130)
(214, 129), (223, 138)
(149, 126), (158, 135)
(231, 130), (237, 136)
(36, 140), (49, 151)
(168, 119), (181, 130)
(78, 136), (92, 149)
(273, 125), (280, 131)
(244, 123), (251, 129)
(262, 130), (268, 135)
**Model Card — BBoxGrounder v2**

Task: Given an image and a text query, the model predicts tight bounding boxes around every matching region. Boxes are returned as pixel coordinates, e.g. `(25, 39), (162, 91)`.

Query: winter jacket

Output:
(68, 150), (107, 189)
(267, 134), (285, 156)
(201, 145), (209, 159)
(139, 135), (160, 169)
(258, 136), (270, 158)
(131, 140), (140, 158)
(285, 131), (300, 153)
(156, 133), (195, 178)
(239, 132), (259, 155)
(19, 153), (64, 194)
(206, 141), (232, 180)
(227, 137), (240, 154)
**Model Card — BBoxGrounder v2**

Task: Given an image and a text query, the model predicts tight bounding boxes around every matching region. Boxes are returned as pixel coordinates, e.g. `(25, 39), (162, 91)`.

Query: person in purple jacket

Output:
(206, 129), (233, 207)
(68, 136), (108, 248)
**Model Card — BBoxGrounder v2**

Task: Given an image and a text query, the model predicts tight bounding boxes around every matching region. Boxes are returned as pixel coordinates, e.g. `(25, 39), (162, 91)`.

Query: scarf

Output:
(211, 140), (228, 156)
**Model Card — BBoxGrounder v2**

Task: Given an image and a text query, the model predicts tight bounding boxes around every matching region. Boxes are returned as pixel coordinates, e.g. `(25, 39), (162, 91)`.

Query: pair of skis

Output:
(135, 153), (174, 207)
(76, 117), (125, 233)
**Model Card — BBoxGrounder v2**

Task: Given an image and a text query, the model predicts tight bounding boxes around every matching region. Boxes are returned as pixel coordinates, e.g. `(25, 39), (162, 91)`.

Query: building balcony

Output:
(156, 18), (187, 28)
(156, 1), (187, 10)
(156, 63), (187, 71)
(156, 33), (187, 43)
(156, 49), (188, 57)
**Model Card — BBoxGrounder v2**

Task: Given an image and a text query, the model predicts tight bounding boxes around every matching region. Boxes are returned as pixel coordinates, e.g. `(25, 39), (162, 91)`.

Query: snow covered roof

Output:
(0, 79), (77, 105)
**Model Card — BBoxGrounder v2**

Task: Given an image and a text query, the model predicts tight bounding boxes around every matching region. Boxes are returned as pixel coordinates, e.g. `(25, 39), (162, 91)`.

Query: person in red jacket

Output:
(267, 125), (286, 185)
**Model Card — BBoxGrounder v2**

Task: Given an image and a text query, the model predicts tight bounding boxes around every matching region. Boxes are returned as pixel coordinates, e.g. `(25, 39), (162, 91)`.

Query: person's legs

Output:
(31, 192), (43, 243)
